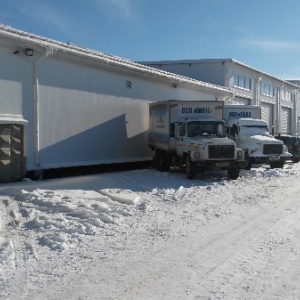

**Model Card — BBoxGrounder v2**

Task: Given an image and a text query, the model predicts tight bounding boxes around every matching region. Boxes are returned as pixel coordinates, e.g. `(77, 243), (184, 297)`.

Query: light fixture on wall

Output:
(24, 48), (34, 56)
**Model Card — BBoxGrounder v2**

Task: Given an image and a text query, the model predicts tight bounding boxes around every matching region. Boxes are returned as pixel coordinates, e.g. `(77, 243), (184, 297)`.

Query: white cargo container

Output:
(0, 25), (233, 182)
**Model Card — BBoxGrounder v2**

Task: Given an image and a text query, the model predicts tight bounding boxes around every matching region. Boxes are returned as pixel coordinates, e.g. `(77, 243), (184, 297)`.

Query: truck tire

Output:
(227, 168), (240, 180)
(28, 169), (44, 181)
(245, 161), (252, 170)
(270, 161), (284, 169)
(185, 155), (196, 180)
(155, 150), (170, 172)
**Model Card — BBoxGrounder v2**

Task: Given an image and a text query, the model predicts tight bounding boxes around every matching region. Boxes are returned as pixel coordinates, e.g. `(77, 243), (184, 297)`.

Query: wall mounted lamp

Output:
(25, 48), (34, 56)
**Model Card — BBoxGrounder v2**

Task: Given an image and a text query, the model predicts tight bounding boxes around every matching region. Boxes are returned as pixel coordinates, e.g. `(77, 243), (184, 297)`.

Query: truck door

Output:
(176, 122), (186, 157)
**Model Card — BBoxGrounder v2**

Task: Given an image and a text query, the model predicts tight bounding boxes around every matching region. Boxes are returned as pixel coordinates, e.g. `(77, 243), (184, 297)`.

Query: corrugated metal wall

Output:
(281, 107), (292, 134)
(261, 102), (274, 133)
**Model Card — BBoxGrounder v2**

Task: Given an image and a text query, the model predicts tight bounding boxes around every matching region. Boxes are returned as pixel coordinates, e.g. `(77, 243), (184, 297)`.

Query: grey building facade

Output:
(140, 59), (300, 136)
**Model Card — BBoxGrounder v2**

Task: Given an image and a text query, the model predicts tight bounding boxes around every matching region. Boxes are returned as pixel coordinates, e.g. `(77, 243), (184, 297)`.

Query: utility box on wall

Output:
(0, 124), (25, 183)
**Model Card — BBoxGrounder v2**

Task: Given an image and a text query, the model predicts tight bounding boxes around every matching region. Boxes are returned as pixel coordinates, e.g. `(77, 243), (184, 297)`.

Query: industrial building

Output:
(0, 25), (234, 182)
(140, 59), (300, 136)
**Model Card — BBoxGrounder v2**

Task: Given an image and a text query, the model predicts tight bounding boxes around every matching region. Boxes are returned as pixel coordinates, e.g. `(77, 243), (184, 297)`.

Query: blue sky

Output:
(1, 0), (300, 79)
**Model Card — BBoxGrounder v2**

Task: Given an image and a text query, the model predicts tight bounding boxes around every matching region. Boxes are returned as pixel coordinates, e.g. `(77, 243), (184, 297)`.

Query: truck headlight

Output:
(193, 152), (200, 159)
(237, 150), (244, 159)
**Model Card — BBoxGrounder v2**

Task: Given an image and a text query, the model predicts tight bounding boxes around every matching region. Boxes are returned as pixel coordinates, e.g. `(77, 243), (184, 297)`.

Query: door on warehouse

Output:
(261, 102), (274, 133)
(280, 107), (292, 135)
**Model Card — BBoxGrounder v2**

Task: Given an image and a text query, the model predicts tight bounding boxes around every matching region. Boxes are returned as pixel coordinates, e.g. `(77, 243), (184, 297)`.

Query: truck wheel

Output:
(155, 150), (170, 172)
(185, 155), (196, 180)
(154, 150), (162, 171)
(28, 170), (44, 181)
(227, 168), (240, 180)
(245, 161), (252, 170)
(270, 161), (284, 169)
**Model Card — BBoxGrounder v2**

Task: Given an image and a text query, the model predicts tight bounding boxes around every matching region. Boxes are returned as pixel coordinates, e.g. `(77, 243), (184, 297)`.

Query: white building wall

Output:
(31, 55), (227, 170)
(0, 36), (232, 174)
(0, 45), (33, 116)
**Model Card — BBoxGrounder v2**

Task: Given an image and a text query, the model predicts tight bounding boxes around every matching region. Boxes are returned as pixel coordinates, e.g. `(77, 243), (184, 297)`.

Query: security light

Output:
(25, 48), (34, 56)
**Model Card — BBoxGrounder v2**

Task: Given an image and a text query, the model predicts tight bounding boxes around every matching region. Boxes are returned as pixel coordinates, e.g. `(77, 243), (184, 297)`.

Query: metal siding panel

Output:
(0, 46), (35, 170)
(33, 58), (228, 170)
(281, 107), (291, 134)
(231, 97), (250, 105)
(148, 62), (226, 86)
(261, 102), (273, 133)
(0, 48), (27, 115)
(38, 84), (153, 168)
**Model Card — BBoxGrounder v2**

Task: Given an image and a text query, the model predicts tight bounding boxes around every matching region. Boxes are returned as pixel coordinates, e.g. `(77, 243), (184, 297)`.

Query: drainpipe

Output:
(294, 88), (300, 135)
(33, 48), (53, 167)
(255, 77), (262, 106)
(277, 84), (283, 135)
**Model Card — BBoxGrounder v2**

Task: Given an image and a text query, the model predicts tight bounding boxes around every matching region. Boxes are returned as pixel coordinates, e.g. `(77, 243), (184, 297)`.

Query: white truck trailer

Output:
(148, 100), (247, 179)
(223, 105), (291, 169)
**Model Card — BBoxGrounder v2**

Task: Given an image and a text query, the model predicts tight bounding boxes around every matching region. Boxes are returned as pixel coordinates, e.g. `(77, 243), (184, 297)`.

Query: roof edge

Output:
(0, 24), (233, 95)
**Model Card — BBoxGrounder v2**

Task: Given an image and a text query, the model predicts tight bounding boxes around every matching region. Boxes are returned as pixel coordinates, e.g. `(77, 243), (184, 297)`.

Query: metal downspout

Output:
(33, 48), (52, 167)
(294, 89), (300, 135)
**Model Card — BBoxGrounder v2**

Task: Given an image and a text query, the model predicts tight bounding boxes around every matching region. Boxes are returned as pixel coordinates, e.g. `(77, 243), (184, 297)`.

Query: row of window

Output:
(233, 75), (251, 90)
(260, 82), (275, 97)
(233, 74), (292, 102)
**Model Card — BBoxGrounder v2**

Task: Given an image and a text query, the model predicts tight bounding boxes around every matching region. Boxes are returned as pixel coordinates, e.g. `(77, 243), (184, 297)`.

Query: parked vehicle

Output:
(224, 105), (292, 169)
(275, 134), (300, 163)
(148, 100), (247, 179)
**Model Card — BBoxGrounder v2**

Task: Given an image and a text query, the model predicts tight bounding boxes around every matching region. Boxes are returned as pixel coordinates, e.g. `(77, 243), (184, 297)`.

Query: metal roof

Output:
(0, 24), (233, 96)
(140, 58), (300, 89)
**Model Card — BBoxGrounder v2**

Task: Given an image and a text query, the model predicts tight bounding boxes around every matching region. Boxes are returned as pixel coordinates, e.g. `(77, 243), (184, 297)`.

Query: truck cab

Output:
(171, 118), (246, 179)
(227, 118), (292, 169)
(175, 118), (226, 155)
(274, 134), (300, 163)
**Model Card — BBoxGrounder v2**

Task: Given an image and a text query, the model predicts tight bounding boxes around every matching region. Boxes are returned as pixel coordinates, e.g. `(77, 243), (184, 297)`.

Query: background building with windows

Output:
(140, 59), (300, 135)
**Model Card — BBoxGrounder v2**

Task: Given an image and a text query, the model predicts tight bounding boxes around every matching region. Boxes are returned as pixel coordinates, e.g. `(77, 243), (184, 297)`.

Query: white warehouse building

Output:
(140, 59), (300, 136)
(0, 25), (234, 182)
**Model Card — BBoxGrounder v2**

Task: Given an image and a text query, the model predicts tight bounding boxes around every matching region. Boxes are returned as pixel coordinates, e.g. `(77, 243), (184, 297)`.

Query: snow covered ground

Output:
(1, 163), (300, 300)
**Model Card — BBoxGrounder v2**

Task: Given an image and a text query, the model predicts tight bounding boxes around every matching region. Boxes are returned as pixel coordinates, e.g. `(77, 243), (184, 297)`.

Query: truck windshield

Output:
(240, 125), (271, 137)
(187, 121), (226, 137)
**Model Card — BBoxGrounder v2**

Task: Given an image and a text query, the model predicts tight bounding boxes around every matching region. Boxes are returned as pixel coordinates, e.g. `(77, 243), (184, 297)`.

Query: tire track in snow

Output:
(111, 172), (300, 300)
(184, 176), (300, 300)
(0, 196), (35, 299)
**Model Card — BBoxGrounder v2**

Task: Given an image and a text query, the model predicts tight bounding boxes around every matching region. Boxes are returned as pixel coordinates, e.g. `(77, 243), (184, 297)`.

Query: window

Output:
(260, 82), (275, 97)
(233, 74), (252, 90)
(281, 90), (292, 102)
(179, 123), (186, 136)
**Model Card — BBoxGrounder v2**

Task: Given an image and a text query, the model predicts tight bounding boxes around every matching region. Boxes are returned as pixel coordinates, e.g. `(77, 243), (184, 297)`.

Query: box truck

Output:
(148, 100), (247, 179)
(223, 105), (292, 169)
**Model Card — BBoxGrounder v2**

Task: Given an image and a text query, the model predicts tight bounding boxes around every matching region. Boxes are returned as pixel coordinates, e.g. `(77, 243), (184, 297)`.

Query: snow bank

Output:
(0, 184), (144, 251)
(0, 165), (298, 252)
